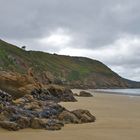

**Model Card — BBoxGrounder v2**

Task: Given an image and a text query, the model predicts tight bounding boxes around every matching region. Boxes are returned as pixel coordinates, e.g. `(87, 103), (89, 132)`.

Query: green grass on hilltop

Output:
(0, 39), (124, 88)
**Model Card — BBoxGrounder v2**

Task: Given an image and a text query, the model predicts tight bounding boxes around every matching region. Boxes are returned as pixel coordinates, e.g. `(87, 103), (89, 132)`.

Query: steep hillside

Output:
(0, 39), (139, 88)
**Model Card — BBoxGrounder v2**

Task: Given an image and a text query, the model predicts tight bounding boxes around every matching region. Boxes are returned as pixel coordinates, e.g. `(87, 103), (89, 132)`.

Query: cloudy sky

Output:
(0, 0), (140, 81)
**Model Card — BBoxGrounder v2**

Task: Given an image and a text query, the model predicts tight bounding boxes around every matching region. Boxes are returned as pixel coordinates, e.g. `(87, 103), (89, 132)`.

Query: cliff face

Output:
(0, 39), (140, 88)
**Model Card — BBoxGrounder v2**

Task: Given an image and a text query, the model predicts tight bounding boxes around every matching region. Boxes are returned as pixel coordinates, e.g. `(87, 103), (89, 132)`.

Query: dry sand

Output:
(1, 89), (140, 140)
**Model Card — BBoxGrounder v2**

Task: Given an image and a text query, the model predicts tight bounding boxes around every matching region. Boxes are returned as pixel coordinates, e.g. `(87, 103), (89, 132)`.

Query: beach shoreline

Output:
(93, 90), (140, 97)
(73, 88), (140, 96)
(1, 90), (140, 140)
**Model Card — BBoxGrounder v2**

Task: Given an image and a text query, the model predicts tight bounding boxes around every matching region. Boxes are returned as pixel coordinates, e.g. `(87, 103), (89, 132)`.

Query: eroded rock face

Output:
(0, 71), (36, 99)
(0, 71), (77, 103)
(31, 86), (77, 102)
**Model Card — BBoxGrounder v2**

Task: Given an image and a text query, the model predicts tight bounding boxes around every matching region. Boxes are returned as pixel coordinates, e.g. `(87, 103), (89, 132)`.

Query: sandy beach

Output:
(1, 90), (140, 140)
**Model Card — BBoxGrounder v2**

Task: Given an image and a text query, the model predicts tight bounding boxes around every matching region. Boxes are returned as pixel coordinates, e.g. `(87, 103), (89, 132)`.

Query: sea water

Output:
(91, 89), (140, 96)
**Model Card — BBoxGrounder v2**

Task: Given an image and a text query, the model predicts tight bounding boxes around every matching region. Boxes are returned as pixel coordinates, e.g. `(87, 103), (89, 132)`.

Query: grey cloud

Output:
(0, 0), (140, 80)
(1, 0), (140, 44)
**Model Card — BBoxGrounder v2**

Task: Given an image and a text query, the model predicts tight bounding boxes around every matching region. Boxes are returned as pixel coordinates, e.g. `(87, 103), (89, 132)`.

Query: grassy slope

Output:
(0, 39), (138, 88)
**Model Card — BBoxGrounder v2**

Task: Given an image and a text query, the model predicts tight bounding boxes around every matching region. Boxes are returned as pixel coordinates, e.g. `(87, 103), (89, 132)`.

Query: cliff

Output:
(0, 39), (139, 88)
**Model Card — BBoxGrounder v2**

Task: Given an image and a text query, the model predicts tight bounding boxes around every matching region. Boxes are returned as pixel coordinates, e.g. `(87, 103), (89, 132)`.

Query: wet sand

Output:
(1, 90), (140, 140)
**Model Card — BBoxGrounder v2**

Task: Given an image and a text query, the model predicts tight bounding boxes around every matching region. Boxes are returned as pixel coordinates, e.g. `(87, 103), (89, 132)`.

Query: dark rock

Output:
(30, 118), (64, 130)
(39, 103), (64, 118)
(73, 93), (79, 96)
(16, 116), (30, 129)
(0, 121), (20, 131)
(31, 88), (58, 102)
(79, 91), (93, 97)
(47, 87), (77, 102)
(58, 110), (80, 124)
(72, 109), (96, 123)
(31, 118), (47, 129)
(45, 119), (64, 130)
(31, 86), (77, 102)
(0, 89), (12, 106)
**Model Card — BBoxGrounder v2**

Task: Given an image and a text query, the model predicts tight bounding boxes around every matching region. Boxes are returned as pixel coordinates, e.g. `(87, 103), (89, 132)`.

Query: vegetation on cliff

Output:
(0, 39), (139, 88)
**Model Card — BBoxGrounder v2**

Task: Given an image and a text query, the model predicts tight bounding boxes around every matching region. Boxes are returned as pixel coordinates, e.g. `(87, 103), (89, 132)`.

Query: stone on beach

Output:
(72, 109), (96, 123)
(79, 91), (93, 97)
(0, 121), (20, 131)
(58, 110), (80, 124)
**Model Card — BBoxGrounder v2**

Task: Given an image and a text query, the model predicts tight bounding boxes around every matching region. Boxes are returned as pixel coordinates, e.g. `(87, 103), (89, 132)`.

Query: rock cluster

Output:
(0, 89), (95, 131)
(31, 86), (77, 102)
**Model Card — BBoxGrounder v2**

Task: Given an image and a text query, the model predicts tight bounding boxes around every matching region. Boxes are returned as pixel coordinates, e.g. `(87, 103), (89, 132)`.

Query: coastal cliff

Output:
(0, 39), (140, 88)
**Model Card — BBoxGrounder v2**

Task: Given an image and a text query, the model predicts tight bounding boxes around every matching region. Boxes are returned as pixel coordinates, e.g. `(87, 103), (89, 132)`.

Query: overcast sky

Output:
(0, 0), (140, 81)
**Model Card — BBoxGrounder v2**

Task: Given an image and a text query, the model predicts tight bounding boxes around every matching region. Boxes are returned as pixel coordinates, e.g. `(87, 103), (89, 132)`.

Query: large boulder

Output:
(31, 85), (77, 102)
(16, 116), (30, 129)
(72, 109), (96, 123)
(79, 91), (93, 97)
(0, 121), (20, 131)
(31, 118), (47, 129)
(30, 118), (63, 130)
(58, 110), (80, 124)
(47, 85), (77, 102)
(59, 110), (96, 124)
(45, 119), (64, 130)
(39, 103), (65, 118)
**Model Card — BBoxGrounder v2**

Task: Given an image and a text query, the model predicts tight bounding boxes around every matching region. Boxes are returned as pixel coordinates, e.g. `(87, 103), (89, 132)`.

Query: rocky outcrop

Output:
(31, 86), (77, 102)
(0, 90), (95, 131)
(0, 71), (36, 99)
(0, 71), (95, 131)
(0, 71), (77, 103)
